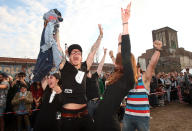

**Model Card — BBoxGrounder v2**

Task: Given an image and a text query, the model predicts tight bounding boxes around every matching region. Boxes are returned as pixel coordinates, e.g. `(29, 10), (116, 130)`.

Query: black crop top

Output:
(59, 61), (88, 105)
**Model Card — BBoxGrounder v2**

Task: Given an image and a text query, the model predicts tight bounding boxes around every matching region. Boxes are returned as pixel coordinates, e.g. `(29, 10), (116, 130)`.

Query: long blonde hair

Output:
(106, 53), (138, 86)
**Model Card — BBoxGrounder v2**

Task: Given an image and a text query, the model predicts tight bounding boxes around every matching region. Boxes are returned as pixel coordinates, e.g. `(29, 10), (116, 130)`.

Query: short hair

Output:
(0, 72), (8, 78)
(18, 72), (26, 77)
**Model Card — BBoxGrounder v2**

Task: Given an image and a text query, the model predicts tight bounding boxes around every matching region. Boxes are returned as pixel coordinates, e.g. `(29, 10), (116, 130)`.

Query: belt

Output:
(61, 110), (88, 118)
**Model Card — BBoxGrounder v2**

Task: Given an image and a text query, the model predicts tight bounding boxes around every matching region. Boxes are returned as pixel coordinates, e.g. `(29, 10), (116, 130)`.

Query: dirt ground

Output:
(150, 102), (192, 131)
(4, 102), (192, 131)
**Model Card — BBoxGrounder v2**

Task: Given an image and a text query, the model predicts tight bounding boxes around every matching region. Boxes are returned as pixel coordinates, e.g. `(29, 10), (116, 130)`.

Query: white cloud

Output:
(0, 0), (48, 59)
(0, 0), (192, 64)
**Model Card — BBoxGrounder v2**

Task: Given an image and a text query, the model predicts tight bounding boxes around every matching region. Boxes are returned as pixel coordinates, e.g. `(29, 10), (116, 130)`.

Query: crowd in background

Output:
(149, 68), (192, 107)
(0, 71), (108, 131)
(0, 68), (192, 131)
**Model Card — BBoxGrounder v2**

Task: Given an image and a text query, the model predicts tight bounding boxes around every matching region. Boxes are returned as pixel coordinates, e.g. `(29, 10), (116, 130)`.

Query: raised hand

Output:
(98, 24), (103, 37)
(53, 86), (62, 94)
(153, 40), (162, 50)
(121, 2), (131, 24)
(109, 50), (114, 58)
(41, 76), (48, 90)
(104, 48), (107, 54)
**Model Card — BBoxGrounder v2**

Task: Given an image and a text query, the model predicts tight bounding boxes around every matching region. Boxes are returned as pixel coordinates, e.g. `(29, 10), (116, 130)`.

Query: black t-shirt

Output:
(59, 61), (88, 105)
(34, 87), (60, 131)
(86, 72), (99, 101)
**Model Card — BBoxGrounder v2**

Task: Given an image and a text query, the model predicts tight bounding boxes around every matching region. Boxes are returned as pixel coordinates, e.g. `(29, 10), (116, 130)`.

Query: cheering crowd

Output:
(0, 2), (192, 131)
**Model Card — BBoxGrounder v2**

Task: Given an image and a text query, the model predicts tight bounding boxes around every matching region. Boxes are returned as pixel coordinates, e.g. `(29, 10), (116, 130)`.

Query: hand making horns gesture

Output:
(121, 2), (131, 24)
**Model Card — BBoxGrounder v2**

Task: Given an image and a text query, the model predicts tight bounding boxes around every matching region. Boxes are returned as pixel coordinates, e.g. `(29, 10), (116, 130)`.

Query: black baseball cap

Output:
(68, 44), (82, 55)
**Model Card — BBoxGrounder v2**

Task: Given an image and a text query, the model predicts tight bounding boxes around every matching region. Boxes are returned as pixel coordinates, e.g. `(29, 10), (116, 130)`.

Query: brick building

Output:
(0, 57), (36, 77)
(138, 27), (192, 73)
(0, 57), (114, 77)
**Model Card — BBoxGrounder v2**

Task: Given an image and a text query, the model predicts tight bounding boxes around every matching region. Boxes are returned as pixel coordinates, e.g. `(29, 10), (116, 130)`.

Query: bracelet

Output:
(110, 56), (114, 58)
(123, 22), (128, 25)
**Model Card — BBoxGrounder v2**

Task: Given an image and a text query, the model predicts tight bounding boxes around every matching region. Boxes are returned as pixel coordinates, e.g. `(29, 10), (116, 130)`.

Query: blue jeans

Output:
(122, 114), (149, 131)
(32, 28), (53, 82)
(87, 99), (99, 118)
(32, 23), (63, 82)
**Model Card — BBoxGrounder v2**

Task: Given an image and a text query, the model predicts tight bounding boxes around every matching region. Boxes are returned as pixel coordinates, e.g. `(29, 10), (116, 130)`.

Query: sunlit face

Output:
(69, 49), (82, 66)
(48, 75), (58, 88)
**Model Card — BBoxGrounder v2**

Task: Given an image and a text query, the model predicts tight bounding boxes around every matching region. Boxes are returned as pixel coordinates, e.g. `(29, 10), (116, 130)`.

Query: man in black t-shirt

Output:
(58, 25), (103, 131)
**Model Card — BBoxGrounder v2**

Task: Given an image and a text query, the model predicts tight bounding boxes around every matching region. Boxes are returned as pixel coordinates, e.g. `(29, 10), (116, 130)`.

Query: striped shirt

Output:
(125, 76), (150, 117)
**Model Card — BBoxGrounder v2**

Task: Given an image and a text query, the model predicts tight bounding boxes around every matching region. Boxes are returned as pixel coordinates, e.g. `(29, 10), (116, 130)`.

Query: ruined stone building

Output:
(138, 27), (192, 73)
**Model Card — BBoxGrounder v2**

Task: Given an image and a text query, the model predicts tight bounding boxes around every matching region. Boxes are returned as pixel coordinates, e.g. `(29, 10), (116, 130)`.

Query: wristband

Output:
(123, 22), (128, 25)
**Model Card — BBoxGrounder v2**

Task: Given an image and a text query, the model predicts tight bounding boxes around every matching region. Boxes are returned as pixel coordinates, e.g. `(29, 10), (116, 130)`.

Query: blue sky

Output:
(0, 0), (192, 63)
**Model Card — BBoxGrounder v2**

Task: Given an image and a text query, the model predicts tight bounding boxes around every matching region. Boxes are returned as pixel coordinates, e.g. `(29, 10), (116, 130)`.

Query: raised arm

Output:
(143, 40), (162, 89)
(41, 76), (48, 90)
(97, 48), (107, 76)
(109, 50), (116, 65)
(121, 3), (130, 35)
(54, 29), (63, 53)
(86, 24), (103, 70)
(109, 33), (122, 65)
(58, 38), (67, 70)
(121, 2), (133, 77)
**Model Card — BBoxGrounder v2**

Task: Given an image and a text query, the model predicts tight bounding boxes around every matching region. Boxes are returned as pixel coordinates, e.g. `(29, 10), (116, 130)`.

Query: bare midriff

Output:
(63, 103), (87, 110)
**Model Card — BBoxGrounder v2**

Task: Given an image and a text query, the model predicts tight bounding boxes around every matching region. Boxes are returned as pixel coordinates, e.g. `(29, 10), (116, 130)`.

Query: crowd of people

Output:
(149, 69), (192, 107)
(0, 2), (192, 131)
(1, 66), (192, 131)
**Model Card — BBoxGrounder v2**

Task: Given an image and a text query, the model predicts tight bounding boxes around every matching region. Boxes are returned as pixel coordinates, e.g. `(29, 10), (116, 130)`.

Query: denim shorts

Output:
(122, 114), (150, 131)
